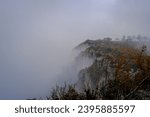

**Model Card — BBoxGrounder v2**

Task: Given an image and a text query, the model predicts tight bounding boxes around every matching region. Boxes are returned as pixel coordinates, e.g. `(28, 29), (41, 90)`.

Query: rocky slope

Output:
(75, 37), (150, 99)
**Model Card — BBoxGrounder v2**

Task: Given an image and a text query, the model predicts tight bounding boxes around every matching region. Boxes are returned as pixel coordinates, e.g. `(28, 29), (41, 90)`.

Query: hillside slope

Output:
(75, 38), (150, 99)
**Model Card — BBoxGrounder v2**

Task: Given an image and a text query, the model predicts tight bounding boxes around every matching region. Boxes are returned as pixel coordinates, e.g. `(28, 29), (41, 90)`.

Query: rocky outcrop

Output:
(76, 38), (123, 90)
(75, 37), (150, 99)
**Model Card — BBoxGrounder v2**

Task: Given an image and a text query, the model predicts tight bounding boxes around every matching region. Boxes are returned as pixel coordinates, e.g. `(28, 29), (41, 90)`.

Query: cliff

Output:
(75, 37), (150, 99)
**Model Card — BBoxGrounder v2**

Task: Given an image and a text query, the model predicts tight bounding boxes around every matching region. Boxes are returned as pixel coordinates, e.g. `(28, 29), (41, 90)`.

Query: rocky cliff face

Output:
(75, 37), (150, 99)
(76, 38), (119, 90)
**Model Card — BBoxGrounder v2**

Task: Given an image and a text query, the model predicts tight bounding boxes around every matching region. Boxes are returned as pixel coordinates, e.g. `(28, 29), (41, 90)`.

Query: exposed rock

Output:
(75, 37), (150, 99)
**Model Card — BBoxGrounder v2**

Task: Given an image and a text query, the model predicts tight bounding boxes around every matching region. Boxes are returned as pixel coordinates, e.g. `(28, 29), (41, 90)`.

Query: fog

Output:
(0, 0), (150, 99)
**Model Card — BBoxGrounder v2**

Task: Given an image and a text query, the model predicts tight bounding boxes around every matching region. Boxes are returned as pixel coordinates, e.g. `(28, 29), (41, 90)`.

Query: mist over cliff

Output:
(44, 37), (150, 100)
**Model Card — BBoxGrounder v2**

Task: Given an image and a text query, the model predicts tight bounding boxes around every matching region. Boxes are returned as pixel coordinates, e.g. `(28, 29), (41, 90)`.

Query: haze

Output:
(0, 0), (150, 99)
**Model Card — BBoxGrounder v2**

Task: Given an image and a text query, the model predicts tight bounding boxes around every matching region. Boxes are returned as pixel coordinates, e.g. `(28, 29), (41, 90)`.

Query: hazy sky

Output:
(0, 0), (150, 99)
